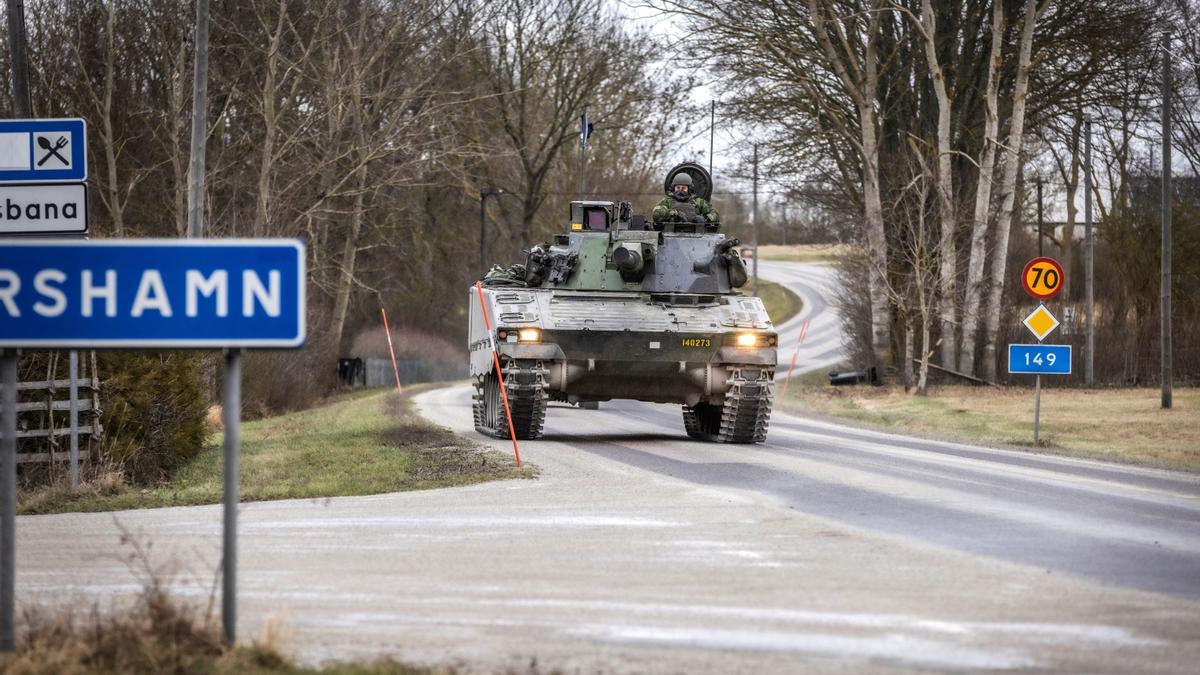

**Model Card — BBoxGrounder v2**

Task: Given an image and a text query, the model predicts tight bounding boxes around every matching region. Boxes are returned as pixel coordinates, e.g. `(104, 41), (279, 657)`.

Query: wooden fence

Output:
(15, 351), (103, 467)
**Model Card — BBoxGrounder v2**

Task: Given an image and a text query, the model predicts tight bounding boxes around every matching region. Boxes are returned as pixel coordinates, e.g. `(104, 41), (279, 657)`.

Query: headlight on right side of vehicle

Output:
(733, 332), (777, 348)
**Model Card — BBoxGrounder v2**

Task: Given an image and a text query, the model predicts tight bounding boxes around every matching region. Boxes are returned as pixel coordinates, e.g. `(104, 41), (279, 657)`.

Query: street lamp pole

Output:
(480, 187), (503, 276)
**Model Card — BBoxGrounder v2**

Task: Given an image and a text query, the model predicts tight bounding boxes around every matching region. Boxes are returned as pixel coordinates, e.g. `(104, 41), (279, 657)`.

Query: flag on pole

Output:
(580, 113), (594, 150)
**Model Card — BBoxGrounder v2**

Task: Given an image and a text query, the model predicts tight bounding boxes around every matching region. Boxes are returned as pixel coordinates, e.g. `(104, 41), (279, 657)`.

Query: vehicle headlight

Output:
(518, 328), (541, 343)
(734, 332), (776, 348)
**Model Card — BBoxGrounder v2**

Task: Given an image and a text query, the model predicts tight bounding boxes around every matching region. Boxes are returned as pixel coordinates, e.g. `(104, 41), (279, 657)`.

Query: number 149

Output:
(1025, 352), (1057, 366)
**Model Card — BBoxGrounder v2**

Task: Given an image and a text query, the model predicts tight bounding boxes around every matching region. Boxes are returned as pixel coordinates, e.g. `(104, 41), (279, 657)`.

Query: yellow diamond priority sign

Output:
(1022, 304), (1060, 341)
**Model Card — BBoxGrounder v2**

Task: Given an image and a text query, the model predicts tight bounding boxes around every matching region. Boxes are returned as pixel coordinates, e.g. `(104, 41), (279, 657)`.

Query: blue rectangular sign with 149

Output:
(1008, 343), (1072, 375)
(0, 240), (305, 348)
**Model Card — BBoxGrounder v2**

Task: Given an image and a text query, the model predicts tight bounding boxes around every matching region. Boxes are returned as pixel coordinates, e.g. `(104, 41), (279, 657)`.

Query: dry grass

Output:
(2, 529), (275, 675)
(783, 385), (1200, 472)
(18, 388), (534, 515)
(755, 279), (802, 326)
(755, 243), (852, 263)
(16, 464), (129, 517)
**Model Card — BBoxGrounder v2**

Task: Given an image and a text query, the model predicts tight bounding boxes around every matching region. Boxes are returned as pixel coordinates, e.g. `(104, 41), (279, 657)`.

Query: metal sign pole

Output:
(1161, 31), (1173, 410)
(1, 349), (17, 652)
(752, 143), (759, 296)
(1084, 120), (1095, 387)
(69, 350), (79, 490)
(1033, 373), (1042, 444)
(222, 349), (241, 646)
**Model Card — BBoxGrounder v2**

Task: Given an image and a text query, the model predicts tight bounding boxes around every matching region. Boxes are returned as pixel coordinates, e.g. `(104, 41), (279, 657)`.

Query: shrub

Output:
(98, 352), (208, 484)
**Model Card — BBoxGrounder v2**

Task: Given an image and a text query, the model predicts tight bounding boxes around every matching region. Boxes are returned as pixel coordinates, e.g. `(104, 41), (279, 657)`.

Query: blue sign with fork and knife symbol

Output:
(0, 118), (88, 235)
(0, 118), (87, 183)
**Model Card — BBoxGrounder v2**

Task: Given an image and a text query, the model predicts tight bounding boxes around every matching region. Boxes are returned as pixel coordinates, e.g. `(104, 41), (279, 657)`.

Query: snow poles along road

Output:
(380, 307), (403, 395)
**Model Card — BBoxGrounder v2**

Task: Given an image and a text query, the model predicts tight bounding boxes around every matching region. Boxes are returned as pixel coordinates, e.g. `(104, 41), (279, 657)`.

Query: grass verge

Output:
(781, 384), (1200, 472)
(755, 243), (851, 263)
(756, 278), (802, 326)
(19, 387), (534, 515)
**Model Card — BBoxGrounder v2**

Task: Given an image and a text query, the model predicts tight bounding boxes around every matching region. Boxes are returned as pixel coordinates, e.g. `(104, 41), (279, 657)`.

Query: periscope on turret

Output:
(468, 163), (777, 443)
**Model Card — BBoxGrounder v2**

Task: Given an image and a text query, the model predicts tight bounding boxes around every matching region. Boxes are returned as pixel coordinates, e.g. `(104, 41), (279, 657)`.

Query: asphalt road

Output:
(756, 260), (846, 378)
(14, 260), (1200, 673)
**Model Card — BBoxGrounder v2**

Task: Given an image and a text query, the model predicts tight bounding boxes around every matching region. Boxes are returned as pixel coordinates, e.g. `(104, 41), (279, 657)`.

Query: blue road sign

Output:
(0, 118), (88, 184)
(0, 239), (305, 348)
(1008, 343), (1072, 375)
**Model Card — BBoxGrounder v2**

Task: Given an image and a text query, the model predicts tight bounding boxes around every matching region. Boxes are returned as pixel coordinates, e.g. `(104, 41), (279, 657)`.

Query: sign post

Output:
(1011, 257), (1069, 444)
(0, 349), (15, 652)
(0, 239), (305, 649)
(222, 348), (241, 646)
(1, 118), (90, 490)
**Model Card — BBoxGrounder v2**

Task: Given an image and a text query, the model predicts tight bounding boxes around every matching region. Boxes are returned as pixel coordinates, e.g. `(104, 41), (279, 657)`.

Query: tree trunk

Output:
(253, 1), (286, 237)
(330, 164), (367, 352)
(903, 318), (915, 391)
(920, 0), (958, 370)
(1061, 113), (1083, 299)
(861, 4), (890, 370)
(170, 41), (188, 236)
(862, 121), (891, 369)
(980, 0), (1043, 382)
(917, 306), (931, 395)
(808, 0), (890, 370)
(957, 0), (1005, 375)
(101, 1), (123, 236)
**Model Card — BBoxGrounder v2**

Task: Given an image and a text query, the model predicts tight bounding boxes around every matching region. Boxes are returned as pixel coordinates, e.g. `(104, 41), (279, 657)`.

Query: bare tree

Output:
(978, 0), (1048, 382)
(475, 0), (661, 246)
(912, 0), (959, 369)
(807, 0), (891, 369)
(957, 0), (1004, 375)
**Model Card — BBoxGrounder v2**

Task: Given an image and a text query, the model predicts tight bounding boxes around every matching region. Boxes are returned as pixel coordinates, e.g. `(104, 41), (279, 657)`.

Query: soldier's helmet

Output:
(671, 173), (693, 190)
(671, 173), (693, 199)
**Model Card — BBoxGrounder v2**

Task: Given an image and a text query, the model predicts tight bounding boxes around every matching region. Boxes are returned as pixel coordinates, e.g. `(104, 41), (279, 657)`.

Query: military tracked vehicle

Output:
(468, 164), (777, 443)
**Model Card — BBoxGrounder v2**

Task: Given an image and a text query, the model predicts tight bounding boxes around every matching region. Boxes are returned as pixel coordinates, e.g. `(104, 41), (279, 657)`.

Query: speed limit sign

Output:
(1022, 257), (1065, 301)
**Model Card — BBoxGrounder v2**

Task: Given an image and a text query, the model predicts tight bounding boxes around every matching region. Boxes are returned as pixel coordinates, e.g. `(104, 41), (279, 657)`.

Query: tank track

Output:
(682, 366), (774, 443)
(473, 359), (548, 440)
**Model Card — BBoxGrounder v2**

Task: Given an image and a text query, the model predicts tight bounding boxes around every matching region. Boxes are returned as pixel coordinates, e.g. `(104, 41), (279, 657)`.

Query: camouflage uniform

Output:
(652, 193), (719, 225)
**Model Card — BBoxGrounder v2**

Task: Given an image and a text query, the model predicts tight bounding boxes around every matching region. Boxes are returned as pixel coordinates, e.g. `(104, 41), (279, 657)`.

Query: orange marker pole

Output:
(380, 307), (403, 395)
(475, 281), (522, 466)
(780, 318), (810, 399)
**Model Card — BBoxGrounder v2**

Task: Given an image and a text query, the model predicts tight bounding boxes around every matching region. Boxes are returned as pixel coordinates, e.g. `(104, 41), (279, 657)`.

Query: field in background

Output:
(755, 278), (802, 326)
(19, 388), (533, 515)
(755, 243), (851, 262)
(782, 385), (1200, 472)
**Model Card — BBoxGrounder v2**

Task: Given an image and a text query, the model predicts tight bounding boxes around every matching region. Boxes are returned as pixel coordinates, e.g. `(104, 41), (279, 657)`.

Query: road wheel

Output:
(682, 403), (722, 440)
(474, 362), (548, 440)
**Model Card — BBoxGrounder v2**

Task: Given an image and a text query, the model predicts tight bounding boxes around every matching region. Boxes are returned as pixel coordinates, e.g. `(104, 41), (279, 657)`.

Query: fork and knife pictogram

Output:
(36, 135), (69, 167)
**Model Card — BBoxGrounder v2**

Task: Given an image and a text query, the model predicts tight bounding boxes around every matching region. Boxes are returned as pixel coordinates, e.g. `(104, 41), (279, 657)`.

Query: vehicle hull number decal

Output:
(681, 337), (711, 348)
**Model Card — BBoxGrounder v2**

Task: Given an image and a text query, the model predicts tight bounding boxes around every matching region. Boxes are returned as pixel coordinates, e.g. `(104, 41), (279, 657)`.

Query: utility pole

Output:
(480, 187), (502, 275)
(708, 100), (715, 177)
(1084, 120), (1095, 387)
(1161, 31), (1173, 409)
(781, 204), (788, 247)
(2, 0), (31, 652)
(752, 143), (759, 297)
(6, 0), (31, 117)
(579, 108), (589, 197)
(1036, 177), (1044, 257)
(186, 0), (210, 238)
(182, 0), (239, 645)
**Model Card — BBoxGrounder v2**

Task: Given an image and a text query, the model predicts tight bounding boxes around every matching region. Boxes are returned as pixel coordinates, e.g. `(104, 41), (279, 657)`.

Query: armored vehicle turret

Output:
(468, 164), (777, 443)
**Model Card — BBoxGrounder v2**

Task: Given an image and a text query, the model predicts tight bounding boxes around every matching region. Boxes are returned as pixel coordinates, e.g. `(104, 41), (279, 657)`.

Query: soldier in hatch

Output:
(652, 172), (719, 227)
